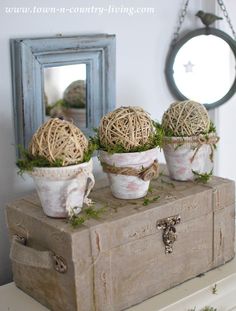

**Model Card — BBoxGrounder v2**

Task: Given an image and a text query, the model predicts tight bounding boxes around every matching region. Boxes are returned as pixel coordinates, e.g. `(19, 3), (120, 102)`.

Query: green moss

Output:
(84, 206), (107, 218)
(82, 141), (98, 163)
(212, 283), (217, 294)
(163, 120), (217, 138)
(201, 307), (217, 311)
(68, 206), (107, 228)
(160, 178), (175, 188)
(208, 120), (216, 134)
(46, 99), (64, 116)
(188, 307), (217, 311)
(46, 99), (85, 116)
(93, 121), (164, 154)
(93, 120), (217, 154)
(16, 146), (63, 175)
(16, 139), (97, 175)
(143, 196), (160, 206)
(148, 185), (153, 194)
(192, 169), (213, 183)
(69, 215), (86, 228)
(62, 98), (85, 109)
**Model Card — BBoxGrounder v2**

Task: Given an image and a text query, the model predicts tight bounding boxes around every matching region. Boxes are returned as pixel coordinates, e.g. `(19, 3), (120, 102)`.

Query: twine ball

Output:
(29, 118), (88, 166)
(63, 80), (86, 108)
(99, 106), (154, 151)
(162, 100), (210, 137)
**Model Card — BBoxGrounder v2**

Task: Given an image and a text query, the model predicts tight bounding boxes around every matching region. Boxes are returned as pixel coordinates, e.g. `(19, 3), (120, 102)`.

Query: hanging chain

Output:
(171, 0), (236, 46)
(172, 0), (190, 46)
(217, 0), (236, 40)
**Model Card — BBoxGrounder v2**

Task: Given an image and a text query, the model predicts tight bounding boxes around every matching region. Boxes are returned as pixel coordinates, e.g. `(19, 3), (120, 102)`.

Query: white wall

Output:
(0, 0), (224, 285)
(215, 0), (236, 181)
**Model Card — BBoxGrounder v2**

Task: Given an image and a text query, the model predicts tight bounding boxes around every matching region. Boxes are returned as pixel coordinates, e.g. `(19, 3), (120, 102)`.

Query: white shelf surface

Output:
(160, 273), (236, 311)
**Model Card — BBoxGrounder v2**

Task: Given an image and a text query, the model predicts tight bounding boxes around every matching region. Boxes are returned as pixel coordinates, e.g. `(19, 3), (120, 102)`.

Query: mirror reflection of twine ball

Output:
(162, 100), (210, 137)
(29, 118), (88, 166)
(99, 106), (154, 151)
(63, 80), (86, 108)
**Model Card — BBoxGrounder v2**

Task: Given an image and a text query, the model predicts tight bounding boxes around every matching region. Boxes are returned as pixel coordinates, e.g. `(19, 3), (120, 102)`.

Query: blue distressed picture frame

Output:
(10, 34), (116, 151)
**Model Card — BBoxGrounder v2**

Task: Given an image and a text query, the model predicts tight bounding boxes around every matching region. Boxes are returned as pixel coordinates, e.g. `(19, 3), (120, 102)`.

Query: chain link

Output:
(172, 0), (190, 46)
(171, 0), (236, 46)
(217, 0), (236, 40)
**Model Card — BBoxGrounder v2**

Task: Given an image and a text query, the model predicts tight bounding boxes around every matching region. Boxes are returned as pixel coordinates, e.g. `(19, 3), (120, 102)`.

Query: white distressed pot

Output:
(29, 159), (95, 218)
(163, 135), (217, 181)
(99, 147), (158, 199)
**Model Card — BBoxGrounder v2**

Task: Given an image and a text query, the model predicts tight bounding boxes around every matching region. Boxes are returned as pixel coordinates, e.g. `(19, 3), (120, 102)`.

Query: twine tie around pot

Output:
(191, 135), (219, 163)
(66, 165), (95, 217)
(163, 134), (219, 163)
(101, 160), (159, 181)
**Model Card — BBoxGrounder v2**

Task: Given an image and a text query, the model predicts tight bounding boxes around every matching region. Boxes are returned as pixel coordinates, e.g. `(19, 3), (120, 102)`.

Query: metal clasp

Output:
(156, 215), (181, 254)
(13, 234), (26, 245)
(52, 255), (68, 273)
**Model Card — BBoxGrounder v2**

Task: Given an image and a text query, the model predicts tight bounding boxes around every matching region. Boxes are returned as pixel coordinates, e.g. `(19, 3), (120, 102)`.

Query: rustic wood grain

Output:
(5, 175), (235, 311)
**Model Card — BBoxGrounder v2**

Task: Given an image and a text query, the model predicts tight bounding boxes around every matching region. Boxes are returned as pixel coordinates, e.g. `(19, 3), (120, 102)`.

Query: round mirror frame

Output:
(165, 27), (236, 109)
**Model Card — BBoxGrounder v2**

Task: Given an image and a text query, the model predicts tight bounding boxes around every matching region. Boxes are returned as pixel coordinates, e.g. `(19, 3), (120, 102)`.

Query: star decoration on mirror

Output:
(184, 61), (195, 73)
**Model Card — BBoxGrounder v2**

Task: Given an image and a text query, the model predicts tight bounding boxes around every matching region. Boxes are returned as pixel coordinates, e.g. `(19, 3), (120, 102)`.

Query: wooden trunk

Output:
(6, 174), (235, 311)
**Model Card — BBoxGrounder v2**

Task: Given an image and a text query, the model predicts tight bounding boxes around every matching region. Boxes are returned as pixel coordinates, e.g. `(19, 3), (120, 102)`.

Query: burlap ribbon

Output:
(101, 160), (159, 181)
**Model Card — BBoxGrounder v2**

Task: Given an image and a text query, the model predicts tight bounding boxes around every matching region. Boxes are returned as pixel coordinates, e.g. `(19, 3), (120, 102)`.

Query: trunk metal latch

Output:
(156, 215), (181, 254)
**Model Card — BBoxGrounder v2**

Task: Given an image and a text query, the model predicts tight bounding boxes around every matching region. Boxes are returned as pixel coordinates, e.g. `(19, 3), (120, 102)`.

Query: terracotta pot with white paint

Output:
(97, 106), (161, 199)
(99, 147), (159, 199)
(30, 159), (94, 218)
(163, 134), (219, 181)
(161, 100), (220, 181)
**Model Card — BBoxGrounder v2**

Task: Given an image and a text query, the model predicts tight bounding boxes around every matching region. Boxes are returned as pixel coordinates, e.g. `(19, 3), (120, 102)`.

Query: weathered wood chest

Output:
(6, 173), (235, 311)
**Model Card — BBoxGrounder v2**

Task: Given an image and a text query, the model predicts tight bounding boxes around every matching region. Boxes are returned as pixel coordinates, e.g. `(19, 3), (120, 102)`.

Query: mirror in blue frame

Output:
(11, 34), (116, 151)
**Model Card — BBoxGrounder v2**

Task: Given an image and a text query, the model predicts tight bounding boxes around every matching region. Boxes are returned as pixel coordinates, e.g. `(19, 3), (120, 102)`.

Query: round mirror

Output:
(165, 28), (236, 109)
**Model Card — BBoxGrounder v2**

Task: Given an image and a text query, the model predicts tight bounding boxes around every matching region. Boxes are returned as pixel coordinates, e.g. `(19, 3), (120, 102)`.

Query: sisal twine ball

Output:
(162, 100), (210, 137)
(99, 106), (154, 151)
(29, 118), (88, 166)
